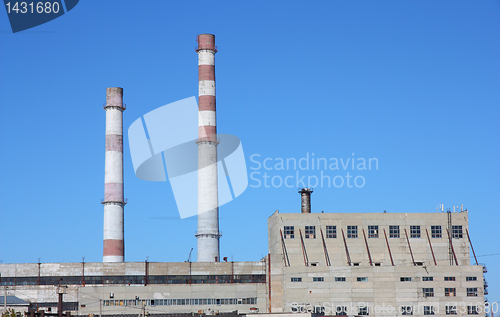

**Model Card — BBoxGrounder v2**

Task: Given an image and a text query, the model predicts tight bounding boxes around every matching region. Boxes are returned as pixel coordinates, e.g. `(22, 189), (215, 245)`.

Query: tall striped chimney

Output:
(103, 87), (125, 262)
(195, 34), (221, 262)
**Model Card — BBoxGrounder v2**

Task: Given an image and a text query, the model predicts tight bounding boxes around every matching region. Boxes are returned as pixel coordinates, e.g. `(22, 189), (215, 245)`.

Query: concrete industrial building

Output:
(267, 201), (487, 315)
(0, 206), (487, 316)
(0, 34), (488, 317)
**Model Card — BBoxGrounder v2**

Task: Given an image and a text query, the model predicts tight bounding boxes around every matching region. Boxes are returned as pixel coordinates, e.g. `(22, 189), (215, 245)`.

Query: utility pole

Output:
(4, 286), (8, 312)
(57, 285), (67, 317)
(58, 292), (63, 317)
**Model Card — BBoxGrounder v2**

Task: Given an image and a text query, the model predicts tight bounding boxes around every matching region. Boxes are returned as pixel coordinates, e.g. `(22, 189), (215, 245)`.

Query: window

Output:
(103, 297), (257, 307)
(347, 226), (358, 238)
(374, 263), (381, 266)
(326, 225), (336, 238)
(352, 262), (360, 266)
(400, 277), (412, 282)
(4, 274), (264, 286)
(410, 225), (421, 238)
(335, 277), (346, 282)
(305, 226), (316, 238)
(358, 306), (369, 316)
(466, 276), (477, 281)
(444, 276), (456, 281)
(445, 288), (456, 296)
(467, 288), (478, 297)
(336, 306), (348, 316)
(446, 306), (457, 315)
(467, 306), (479, 315)
(389, 225), (400, 238)
(423, 288), (434, 297)
(423, 276), (433, 281)
(368, 225), (379, 238)
(452, 225), (463, 238)
(431, 225), (442, 238)
(284, 226), (294, 239)
(291, 277), (302, 282)
(313, 277), (324, 282)
(357, 277), (368, 282)
(401, 306), (413, 315)
(424, 306), (435, 315)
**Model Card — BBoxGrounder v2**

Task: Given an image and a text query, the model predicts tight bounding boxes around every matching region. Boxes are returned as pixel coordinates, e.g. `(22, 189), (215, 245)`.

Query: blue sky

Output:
(0, 0), (499, 306)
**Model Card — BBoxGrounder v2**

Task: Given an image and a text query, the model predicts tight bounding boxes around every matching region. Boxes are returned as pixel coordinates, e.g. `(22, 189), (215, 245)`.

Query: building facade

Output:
(1, 209), (487, 317)
(0, 261), (266, 315)
(267, 209), (486, 316)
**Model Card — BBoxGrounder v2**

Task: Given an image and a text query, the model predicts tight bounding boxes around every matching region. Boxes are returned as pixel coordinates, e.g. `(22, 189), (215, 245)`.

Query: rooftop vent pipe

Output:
(299, 188), (313, 213)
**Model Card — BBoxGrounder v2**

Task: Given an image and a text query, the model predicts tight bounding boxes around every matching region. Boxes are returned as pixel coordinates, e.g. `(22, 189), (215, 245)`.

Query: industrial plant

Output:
(0, 34), (488, 317)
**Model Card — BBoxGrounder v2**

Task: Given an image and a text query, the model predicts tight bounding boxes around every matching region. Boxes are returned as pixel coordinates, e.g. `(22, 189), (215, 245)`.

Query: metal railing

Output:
(195, 45), (218, 52)
(101, 198), (128, 205)
(103, 103), (126, 110)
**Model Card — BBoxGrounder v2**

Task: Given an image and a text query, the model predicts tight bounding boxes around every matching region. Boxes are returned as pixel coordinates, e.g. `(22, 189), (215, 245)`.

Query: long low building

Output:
(0, 207), (487, 317)
(0, 261), (267, 315)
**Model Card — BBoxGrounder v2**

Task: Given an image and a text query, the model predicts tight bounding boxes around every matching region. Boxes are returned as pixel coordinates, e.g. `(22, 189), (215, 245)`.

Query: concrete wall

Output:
(268, 211), (471, 268)
(0, 262), (266, 278)
(0, 262), (267, 315)
(267, 210), (486, 316)
(277, 263), (484, 315)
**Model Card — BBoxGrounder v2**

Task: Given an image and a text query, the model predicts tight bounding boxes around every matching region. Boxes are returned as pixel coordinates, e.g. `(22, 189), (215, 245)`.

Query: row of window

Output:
(423, 288), (478, 297)
(0, 274), (266, 286)
(31, 302), (78, 311)
(1, 274), (478, 286)
(292, 276), (479, 286)
(400, 276), (478, 282)
(284, 225), (464, 239)
(102, 298), (257, 307)
(291, 277), (367, 282)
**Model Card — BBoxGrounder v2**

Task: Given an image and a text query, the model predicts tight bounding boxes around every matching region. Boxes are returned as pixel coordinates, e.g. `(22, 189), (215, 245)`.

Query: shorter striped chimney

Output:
(103, 87), (126, 262)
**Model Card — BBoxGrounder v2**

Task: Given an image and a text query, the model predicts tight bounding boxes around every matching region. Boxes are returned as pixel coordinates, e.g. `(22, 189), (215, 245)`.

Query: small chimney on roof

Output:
(299, 188), (313, 213)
